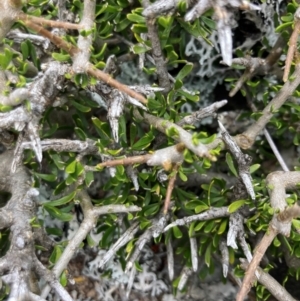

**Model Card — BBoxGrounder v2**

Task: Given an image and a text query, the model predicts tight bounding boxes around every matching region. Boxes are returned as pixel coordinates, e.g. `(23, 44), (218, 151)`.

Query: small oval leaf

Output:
(226, 153), (238, 177)
(228, 200), (246, 213)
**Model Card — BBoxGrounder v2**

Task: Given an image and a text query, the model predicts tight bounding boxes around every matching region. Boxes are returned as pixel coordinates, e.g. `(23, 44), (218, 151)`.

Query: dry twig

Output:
(236, 171), (300, 301)
(283, 7), (300, 82)
(163, 164), (179, 214)
(21, 19), (148, 105)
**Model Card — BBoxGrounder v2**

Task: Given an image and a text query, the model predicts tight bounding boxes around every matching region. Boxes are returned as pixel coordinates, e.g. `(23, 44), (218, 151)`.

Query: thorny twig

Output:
(189, 236), (198, 272)
(7, 30), (51, 51)
(163, 164), (179, 214)
(142, 0), (172, 92)
(125, 211), (171, 296)
(283, 7), (300, 82)
(97, 222), (140, 269)
(18, 12), (83, 30)
(226, 57), (266, 97)
(72, 0), (95, 73)
(239, 259), (297, 301)
(164, 207), (230, 232)
(21, 18), (148, 105)
(218, 120), (255, 200)
(227, 34), (286, 97)
(219, 239), (229, 278)
(143, 0), (260, 66)
(133, 109), (215, 160)
(236, 64), (300, 148)
(236, 171), (300, 301)
(0, 1), (300, 301)
(92, 144), (184, 170)
(92, 64), (148, 142)
(263, 128), (290, 172)
(246, 93), (290, 172)
(178, 266), (193, 291)
(41, 190), (141, 298)
(166, 236), (174, 281)
(177, 99), (228, 126)
(227, 212), (244, 250)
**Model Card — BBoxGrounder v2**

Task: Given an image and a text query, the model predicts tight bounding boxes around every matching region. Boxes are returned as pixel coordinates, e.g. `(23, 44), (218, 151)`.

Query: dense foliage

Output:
(1, 0), (300, 300)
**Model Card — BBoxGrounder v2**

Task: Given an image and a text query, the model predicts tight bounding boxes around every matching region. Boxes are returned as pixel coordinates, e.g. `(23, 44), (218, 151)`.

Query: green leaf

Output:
(176, 63), (193, 81)
(49, 245), (62, 264)
(273, 237), (281, 247)
(85, 171), (94, 187)
(135, 261), (143, 272)
(131, 132), (154, 150)
(0, 104), (12, 112)
(204, 220), (215, 233)
(42, 123), (59, 138)
(92, 117), (111, 140)
(292, 219), (300, 230)
(172, 226), (182, 238)
(74, 127), (87, 140)
(46, 227), (63, 237)
(201, 16), (216, 30)
(144, 203), (160, 217)
(87, 233), (96, 247)
(92, 43), (107, 60)
(44, 205), (73, 221)
(130, 122), (137, 146)
(52, 52), (71, 62)
(132, 44), (150, 54)
(76, 161), (84, 177)
(98, 22), (114, 38)
(127, 13), (145, 23)
(177, 89), (199, 102)
(96, 3), (108, 16)
(50, 153), (65, 170)
(29, 217), (41, 228)
(281, 13), (293, 22)
(126, 239), (136, 253)
(276, 21), (293, 33)
(34, 172), (57, 182)
(188, 221), (196, 237)
(65, 174), (76, 185)
(199, 134), (216, 144)
(60, 270), (68, 287)
(106, 148), (123, 156)
(174, 79), (183, 89)
(164, 45), (178, 61)
(226, 153), (238, 177)
(66, 160), (76, 174)
(228, 200), (246, 213)
(179, 170), (187, 182)
(80, 28), (94, 37)
(166, 126), (180, 139)
(71, 100), (91, 112)
(158, 15), (173, 28)
(178, 19), (212, 46)
(45, 191), (76, 207)
(148, 97), (166, 114)
(0, 48), (13, 69)
(205, 243), (212, 267)
(100, 227), (115, 248)
(115, 18), (131, 32)
(21, 41), (29, 59)
(140, 219), (151, 229)
(132, 24), (148, 34)
(172, 276), (181, 288)
(218, 219), (228, 234)
(195, 204), (209, 214)
(250, 164), (260, 174)
(74, 74), (89, 88)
